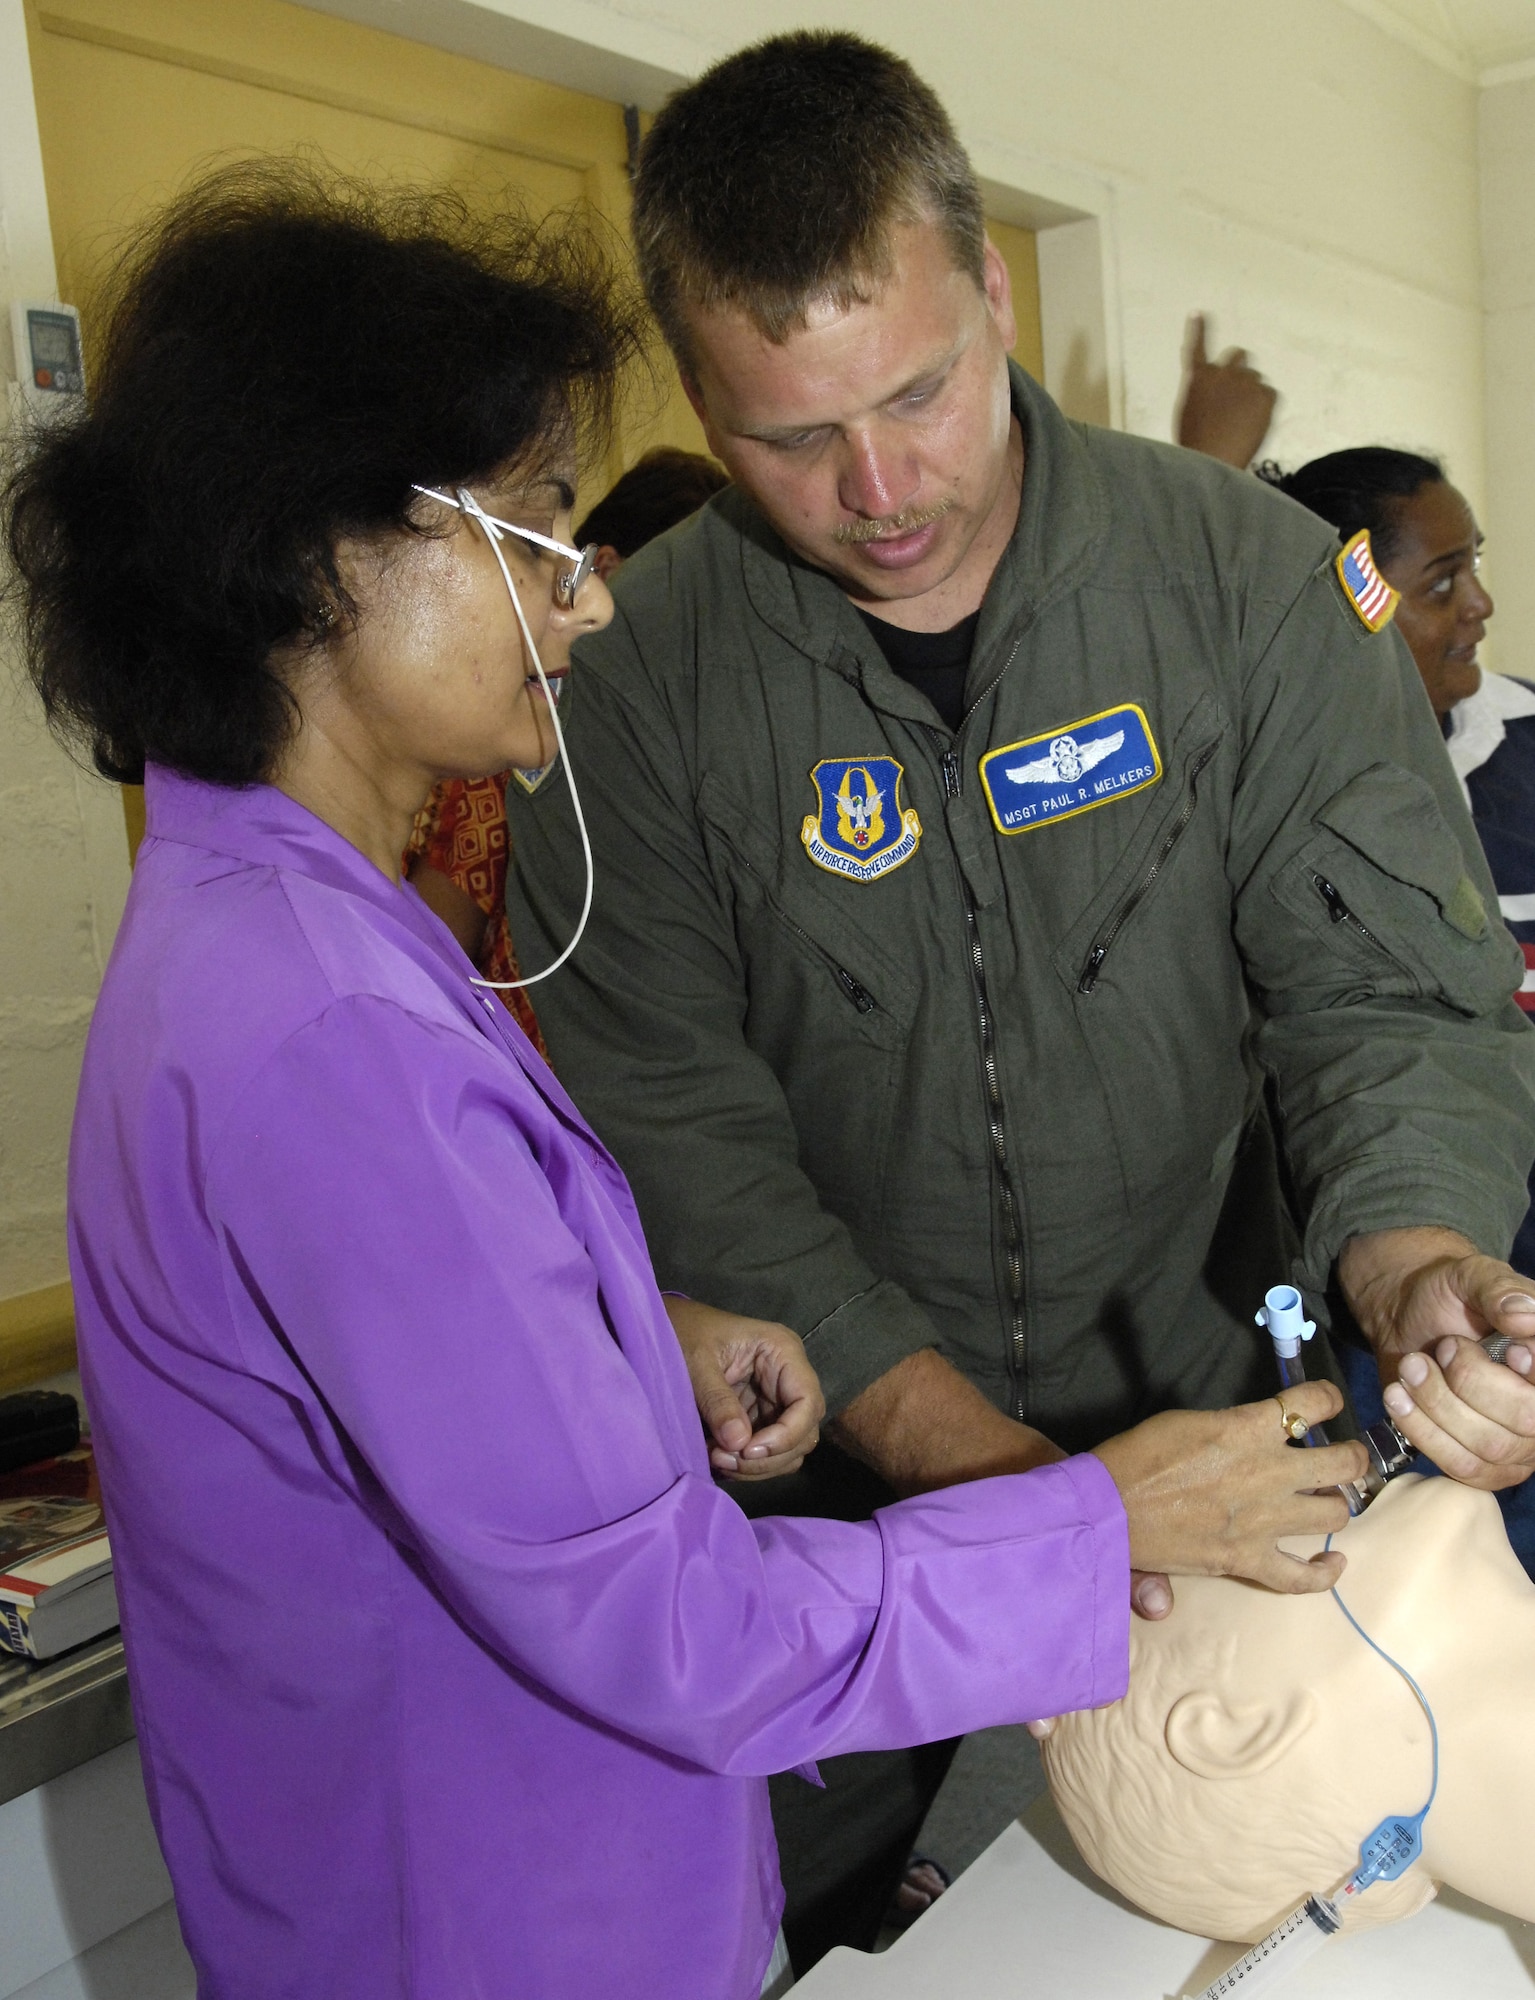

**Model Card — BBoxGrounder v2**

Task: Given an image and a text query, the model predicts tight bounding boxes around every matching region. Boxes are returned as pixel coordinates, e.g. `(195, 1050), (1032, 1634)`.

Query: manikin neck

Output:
(1421, 1589), (1535, 1919)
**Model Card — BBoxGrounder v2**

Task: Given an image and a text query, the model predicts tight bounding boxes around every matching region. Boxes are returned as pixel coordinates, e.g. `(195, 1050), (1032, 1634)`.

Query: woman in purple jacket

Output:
(3, 164), (1364, 2000)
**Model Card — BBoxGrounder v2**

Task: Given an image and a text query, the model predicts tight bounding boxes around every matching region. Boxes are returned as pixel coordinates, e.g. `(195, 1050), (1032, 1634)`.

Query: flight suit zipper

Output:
(939, 742), (1029, 1423)
(1077, 741), (1220, 994)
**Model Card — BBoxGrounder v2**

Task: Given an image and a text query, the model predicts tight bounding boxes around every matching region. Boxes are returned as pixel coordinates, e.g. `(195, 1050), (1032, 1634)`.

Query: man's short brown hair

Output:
(632, 32), (985, 369)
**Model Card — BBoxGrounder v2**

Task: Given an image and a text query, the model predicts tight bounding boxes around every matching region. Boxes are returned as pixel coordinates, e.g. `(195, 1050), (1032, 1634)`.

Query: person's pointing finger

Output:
(1185, 311), (1209, 369)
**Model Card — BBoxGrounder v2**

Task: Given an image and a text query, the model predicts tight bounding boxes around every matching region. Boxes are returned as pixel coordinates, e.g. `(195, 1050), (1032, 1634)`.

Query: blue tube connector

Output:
(1255, 1285), (1315, 1358)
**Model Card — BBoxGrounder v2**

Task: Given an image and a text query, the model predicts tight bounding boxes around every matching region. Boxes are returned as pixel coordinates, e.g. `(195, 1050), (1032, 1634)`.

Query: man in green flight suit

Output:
(507, 30), (1535, 1968)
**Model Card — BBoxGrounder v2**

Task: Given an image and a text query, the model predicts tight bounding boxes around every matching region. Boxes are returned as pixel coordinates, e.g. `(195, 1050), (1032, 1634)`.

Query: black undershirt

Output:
(854, 606), (980, 733)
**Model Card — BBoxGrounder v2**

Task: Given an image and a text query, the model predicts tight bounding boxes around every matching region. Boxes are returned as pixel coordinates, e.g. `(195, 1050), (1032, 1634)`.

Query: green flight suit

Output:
(508, 364), (1535, 1448)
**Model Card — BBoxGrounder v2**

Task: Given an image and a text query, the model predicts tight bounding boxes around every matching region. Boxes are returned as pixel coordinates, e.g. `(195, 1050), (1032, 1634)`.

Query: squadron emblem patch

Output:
(801, 757), (922, 881)
(979, 704), (1162, 835)
(1335, 529), (1399, 633)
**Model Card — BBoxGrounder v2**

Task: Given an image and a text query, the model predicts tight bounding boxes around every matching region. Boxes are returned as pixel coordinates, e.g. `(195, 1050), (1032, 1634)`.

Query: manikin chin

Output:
(1043, 1476), (1535, 1942)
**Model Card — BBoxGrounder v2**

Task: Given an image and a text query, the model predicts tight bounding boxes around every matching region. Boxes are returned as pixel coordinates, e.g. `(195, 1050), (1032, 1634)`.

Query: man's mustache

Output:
(833, 500), (953, 546)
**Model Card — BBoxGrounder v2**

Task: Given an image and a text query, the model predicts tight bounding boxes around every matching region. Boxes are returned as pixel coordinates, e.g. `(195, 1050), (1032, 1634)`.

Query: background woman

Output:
(1264, 446), (1535, 1576)
(4, 163), (1364, 2000)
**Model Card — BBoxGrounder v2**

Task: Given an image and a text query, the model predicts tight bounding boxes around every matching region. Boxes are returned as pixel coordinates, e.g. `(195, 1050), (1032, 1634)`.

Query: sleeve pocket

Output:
(1266, 764), (1521, 1016)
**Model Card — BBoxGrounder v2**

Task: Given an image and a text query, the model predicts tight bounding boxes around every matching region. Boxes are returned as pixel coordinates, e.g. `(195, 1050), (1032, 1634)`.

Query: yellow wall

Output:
(26, 0), (712, 869)
(26, 0), (710, 487)
(989, 218), (1043, 384)
(0, 1282), (75, 1395)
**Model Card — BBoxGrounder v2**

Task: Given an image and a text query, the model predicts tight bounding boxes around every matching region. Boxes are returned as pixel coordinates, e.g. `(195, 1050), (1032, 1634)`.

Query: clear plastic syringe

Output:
(1182, 1893), (1341, 2000)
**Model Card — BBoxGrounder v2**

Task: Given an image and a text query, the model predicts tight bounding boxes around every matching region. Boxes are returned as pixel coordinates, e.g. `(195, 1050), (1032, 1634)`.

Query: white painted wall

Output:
(0, 0), (131, 1305)
(1480, 73), (1535, 682)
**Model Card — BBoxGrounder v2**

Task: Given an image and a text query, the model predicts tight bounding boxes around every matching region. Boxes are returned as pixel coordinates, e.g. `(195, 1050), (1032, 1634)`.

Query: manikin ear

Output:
(1164, 1688), (1319, 1781)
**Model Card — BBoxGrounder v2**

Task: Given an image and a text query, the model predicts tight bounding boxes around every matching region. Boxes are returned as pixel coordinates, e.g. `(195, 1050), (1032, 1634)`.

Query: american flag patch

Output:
(1335, 528), (1400, 632)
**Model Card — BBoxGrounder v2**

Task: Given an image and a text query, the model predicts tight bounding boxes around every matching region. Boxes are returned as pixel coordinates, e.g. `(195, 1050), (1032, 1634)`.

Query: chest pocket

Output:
(696, 770), (918, 1023)
(695, 770), (919, 1235)
(1042, 696), (1246, 1205)
(1265, 764), (1521, 1017)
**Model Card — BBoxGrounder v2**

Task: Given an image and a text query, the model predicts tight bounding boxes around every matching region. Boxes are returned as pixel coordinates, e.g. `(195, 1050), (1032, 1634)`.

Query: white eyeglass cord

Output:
(453, 489), (594, 990)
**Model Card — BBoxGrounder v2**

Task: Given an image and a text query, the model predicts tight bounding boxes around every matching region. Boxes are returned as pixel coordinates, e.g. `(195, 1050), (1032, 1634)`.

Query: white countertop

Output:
(792, 1790), (1535, 1999)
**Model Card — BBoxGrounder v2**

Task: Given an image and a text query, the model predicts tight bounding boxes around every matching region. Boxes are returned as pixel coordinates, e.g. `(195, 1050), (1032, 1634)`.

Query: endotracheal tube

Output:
(1254, 1284), (1365, 1515)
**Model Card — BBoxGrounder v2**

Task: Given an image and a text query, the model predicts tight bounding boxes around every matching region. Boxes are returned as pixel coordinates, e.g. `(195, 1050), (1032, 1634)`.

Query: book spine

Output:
(0, 1596), (39, 1660)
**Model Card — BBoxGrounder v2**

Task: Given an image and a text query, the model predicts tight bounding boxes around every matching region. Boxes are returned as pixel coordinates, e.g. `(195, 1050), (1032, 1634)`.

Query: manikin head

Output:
(1043, 1477), (1535, 1942)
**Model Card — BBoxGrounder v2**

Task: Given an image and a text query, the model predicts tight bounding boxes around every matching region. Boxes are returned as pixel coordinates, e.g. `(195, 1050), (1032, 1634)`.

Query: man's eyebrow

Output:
(738, 348), (963, 443)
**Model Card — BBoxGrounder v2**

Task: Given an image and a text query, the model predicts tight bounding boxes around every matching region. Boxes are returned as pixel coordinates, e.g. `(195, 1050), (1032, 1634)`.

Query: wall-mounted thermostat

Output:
(10, 301), (86, 409)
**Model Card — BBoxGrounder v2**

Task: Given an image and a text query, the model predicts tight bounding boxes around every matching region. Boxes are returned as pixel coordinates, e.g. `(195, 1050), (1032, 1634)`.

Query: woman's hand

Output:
(663, 1298), (825, 1480)
(1090, 1382), (1369, 1594)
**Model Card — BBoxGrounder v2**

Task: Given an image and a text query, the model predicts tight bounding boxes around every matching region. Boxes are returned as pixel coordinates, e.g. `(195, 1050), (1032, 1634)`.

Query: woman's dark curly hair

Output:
(1257, 447), (1444, 568)
(3, 159), (646, 785)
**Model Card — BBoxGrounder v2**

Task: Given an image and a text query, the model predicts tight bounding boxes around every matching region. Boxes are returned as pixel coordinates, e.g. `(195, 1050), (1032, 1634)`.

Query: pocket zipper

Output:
(733, 849), (879, 1013)
(1313, 874), (1388, 952)
(772, 902), (877, 1014)
(832, 965), (878, 1014)
(1077, 741), (1220, 995)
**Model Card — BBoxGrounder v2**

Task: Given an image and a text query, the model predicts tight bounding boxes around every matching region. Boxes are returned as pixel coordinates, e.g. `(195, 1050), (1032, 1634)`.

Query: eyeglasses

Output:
(412, 485), (597, 607)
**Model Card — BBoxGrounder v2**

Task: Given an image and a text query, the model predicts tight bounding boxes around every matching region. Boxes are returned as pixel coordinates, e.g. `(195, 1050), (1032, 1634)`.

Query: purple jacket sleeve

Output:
(204, 997), (1128, 1773)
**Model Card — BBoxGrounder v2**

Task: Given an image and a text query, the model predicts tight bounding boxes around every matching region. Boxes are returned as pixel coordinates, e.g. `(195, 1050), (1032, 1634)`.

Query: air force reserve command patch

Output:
(979, 704), (1162, 834)
(1335, 528), (1400, 632)
(801, 757), (922, 880)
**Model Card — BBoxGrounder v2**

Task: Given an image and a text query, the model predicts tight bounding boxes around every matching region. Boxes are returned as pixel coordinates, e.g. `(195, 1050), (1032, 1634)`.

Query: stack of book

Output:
(0, 1442), (117, 1661)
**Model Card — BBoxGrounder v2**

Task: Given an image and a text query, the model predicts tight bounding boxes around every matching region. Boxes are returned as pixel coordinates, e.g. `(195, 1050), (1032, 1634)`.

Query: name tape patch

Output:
(1336, 528), (1400, 633)
(801, 757), (922, 880)
(979, 704), (1162, 835)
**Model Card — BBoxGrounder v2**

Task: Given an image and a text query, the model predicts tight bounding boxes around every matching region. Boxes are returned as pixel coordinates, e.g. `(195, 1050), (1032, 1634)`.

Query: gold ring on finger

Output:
(1275, 1396), (1310, 1443)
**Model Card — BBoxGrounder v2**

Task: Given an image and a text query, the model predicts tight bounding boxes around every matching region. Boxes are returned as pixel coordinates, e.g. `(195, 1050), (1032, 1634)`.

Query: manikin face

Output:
(1378, 482), (1494, 720)
(1043, 1477), (1535, 1942)
(323, 468), (612, 784)
(679, 219), (1019, 622)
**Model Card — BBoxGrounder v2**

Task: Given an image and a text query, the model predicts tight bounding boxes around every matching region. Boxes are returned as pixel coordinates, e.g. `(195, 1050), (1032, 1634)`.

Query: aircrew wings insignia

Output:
(1005, 730), (1125, 787)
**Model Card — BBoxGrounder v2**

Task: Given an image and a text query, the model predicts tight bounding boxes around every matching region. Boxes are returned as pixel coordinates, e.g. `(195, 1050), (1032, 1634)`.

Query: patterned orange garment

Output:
(404, 774), (546, 1054)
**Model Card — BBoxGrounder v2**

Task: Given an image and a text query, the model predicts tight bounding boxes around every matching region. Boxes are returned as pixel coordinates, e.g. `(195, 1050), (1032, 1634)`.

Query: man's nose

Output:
(837, 429), (919, 521)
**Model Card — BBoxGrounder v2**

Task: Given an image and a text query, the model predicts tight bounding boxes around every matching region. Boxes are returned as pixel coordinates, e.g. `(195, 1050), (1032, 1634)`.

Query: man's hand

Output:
(1175, 312), (1277, 469)
(1339, 1225), (1535, 1491)
(663, 1298), (824, 1481)
(1091, 1383), (1367, 1593)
